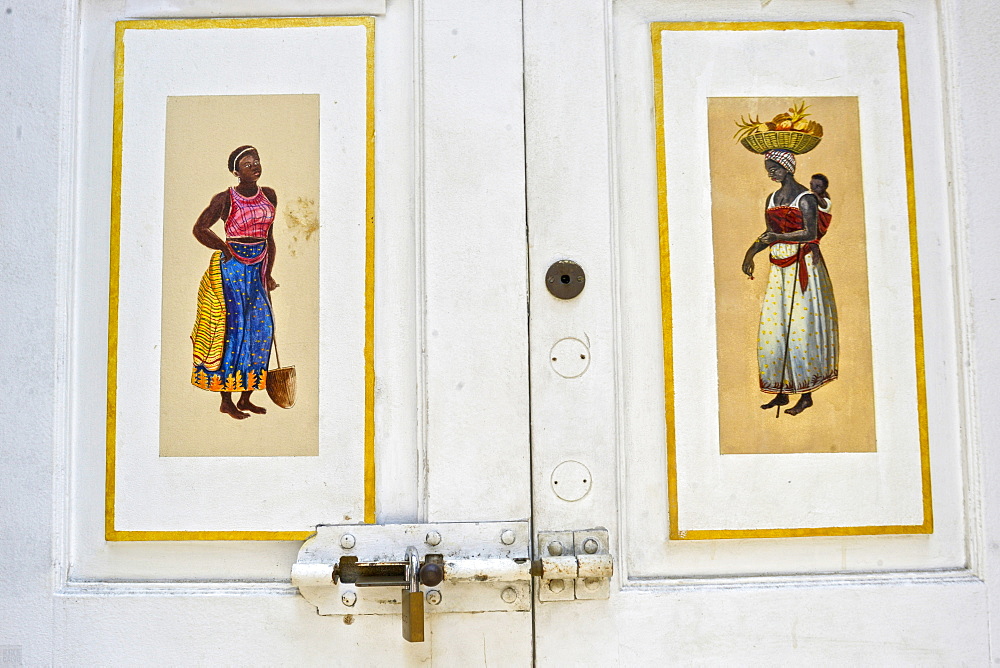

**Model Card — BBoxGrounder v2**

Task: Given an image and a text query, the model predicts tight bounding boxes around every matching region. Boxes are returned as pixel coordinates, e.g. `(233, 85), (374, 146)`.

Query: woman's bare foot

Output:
(220, 393), (250, 420)
(237, 391), (267, 414)
(785, 393), (813, 416)
(761, 393), (789, 410)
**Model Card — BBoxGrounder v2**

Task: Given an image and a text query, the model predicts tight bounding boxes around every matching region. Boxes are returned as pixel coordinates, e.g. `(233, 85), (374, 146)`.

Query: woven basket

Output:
(740, 131), (821, 155)
(266, 366), (296, 409)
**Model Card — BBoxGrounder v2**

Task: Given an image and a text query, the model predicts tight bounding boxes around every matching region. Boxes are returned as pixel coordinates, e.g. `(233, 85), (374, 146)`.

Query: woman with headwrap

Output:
(190, 145), (279, 419)
(741, 149), (838, 416)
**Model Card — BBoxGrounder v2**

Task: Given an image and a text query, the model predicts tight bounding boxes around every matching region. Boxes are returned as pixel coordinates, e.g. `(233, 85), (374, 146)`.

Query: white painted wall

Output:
(1, 0), (66, 659)
(945, 1), (1000, 660)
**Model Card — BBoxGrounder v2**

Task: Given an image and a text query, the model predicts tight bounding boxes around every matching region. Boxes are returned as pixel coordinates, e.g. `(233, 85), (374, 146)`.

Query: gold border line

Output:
(898, 25), (934, 534)
(106, 20), (125, 542)
(651, 27), (680, 545)
(107, 16), (376, 541)
(651, 21), (932, 540)
(363, 18), (377, 524)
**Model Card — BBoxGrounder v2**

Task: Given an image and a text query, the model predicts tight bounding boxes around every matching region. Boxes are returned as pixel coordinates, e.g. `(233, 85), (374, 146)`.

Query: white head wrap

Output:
(764, 149), (796, 174)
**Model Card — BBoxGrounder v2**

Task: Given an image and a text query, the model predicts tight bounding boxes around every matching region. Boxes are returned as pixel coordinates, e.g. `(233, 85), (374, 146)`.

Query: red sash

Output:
(765, 206), (830, 293)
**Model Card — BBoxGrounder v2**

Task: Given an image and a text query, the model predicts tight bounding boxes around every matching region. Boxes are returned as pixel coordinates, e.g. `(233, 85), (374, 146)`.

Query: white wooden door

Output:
(4, 0), (999, 664)
(525, 0), (994, 663)
(3, 0), (536, 663)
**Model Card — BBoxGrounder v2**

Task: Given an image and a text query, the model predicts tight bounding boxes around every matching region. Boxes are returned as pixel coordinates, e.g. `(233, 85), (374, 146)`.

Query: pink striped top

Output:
(225, 187), (275, 239)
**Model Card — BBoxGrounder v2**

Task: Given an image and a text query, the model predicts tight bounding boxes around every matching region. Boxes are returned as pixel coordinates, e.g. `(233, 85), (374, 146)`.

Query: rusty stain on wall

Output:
(285, 197), (319, 256)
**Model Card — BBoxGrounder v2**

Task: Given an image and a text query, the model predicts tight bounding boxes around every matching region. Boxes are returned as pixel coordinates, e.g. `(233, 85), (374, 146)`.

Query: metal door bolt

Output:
(341, 591), (357, 607)
(501, 587), (518, 604)
(547, 541), (564, 556)
(425, 589), (442, 605)
(500, 529), (516, 545)
(340, 534), (356, 549)
(425, 530), (442, 547)
(583, 538), (599, 554)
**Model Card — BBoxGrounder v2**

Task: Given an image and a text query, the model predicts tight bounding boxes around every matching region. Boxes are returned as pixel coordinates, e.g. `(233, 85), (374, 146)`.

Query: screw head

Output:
(501, 587), (518, 604)
(547, 541), (564, 556)
(425, 589), (442, 605)
(425, 530), (442, 547)
(548, 579), (566, 593)
(500, 529), (516, 545)
(583, 577), (601, 591)
(340, 533), (356, 549)
(583, 537), (599, 554)
(341, 591), (357, 607)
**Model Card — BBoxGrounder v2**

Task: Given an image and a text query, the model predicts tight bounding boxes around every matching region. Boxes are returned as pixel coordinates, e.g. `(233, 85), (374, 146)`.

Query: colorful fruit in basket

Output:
(734, 101), (823, 140)
(733, 114), (770, 141)
(734, 100), (824, 154)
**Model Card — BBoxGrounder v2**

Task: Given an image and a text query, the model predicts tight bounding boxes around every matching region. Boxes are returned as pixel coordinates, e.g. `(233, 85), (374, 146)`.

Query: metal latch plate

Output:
(537, 528), (612, 601)
(293, 521), (531, 615)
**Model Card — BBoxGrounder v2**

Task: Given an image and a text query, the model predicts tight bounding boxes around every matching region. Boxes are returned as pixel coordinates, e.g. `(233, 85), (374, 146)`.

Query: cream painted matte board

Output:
(3, 0), (999, 664)
(612, 5), (963, 578)
(114, 22), (368, 533)
(659, 28), (925, 534)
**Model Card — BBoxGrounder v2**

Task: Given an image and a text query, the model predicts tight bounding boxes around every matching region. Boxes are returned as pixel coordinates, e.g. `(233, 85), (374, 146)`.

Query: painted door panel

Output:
(39, 0), (532, 663)
(525, 0), (988, 662)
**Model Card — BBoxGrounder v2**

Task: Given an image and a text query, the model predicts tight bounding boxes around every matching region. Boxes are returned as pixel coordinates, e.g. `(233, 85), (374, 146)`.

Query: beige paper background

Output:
(159, 94), (320, 457)
(709, 97), (876, 454)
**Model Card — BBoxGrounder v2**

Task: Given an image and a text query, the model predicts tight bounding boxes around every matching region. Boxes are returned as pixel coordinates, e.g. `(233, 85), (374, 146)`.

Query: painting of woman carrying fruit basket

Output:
(737, 101), (838, 418)
(707, 96), (878, 455)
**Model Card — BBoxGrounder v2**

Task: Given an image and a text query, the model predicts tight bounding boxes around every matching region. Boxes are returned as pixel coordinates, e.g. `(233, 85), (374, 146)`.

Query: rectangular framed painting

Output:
(107, 17), (375, 540)
(652, 22), (931, 539)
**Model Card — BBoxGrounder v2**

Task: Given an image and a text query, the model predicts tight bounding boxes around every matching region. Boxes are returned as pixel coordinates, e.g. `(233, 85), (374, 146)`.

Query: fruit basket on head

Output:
(735, 101), (823, 155)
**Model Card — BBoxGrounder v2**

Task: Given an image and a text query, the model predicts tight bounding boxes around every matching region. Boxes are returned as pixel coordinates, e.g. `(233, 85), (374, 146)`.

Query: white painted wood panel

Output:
(610, 0), (965, 577)
(0, 0), (532, 662)
(534, 576), (988, 664)
(523, 0), (619, 540)
(528, 0), (992, 662)
(69, 0), (419, 580)
(421, 0), (532, 523)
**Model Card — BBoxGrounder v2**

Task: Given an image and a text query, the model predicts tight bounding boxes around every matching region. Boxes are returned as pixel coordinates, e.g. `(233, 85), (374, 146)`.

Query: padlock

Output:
(400, 546), (425, 642)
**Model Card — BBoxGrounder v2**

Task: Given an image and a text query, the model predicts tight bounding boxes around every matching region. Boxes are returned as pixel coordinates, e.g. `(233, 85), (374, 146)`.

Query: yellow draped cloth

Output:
(191, 252), (227, 389)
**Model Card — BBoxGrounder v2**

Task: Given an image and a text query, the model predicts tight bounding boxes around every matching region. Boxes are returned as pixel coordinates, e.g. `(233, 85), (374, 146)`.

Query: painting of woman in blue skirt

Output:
(190, 145), (279, 419)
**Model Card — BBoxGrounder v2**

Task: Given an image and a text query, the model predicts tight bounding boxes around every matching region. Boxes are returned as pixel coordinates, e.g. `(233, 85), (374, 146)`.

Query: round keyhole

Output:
(545, 260), (585, 300)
